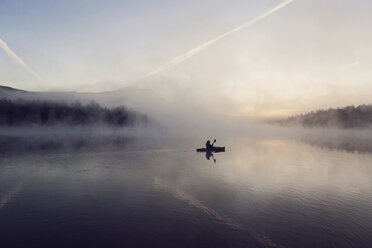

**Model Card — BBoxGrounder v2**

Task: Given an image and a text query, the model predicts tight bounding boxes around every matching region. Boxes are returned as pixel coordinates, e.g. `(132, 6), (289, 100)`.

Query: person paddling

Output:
(205, 139), (216, 150)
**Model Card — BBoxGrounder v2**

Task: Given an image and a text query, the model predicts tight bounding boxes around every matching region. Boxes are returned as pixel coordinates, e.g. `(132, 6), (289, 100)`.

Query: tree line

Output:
(0, 99), (148, 127)
(274, 104), (372, 128)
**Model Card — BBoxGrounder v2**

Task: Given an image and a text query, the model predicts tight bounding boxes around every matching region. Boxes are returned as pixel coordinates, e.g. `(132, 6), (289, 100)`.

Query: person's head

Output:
(207, 140), (210, 144)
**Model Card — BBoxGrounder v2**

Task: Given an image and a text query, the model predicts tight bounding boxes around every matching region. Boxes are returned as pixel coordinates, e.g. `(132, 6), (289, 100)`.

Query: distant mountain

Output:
(0, 85), (26, 92)
(274, 105), (372, 128)
(0, 85), (169, 123)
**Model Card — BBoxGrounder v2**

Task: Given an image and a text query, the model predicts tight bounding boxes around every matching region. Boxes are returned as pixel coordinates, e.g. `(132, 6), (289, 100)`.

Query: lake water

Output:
(0, 133), (372, 248)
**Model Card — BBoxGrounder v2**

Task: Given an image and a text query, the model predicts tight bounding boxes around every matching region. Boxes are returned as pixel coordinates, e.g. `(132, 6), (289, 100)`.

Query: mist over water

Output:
(1, 126), (372, 247)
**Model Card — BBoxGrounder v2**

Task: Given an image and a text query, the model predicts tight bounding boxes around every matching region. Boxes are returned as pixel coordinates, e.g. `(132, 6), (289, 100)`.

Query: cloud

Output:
(144, 0), (294, 78)
(0, 38), (44, 82)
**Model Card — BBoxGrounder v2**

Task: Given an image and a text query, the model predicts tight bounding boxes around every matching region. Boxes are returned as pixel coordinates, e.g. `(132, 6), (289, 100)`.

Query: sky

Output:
(1, 0), (372, 117)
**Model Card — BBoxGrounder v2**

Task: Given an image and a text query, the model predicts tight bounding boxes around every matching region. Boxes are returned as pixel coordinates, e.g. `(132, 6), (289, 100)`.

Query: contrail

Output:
(144, 0), (294, 78)
(337, 60), (360, 69)
(0, 38), (44, 82)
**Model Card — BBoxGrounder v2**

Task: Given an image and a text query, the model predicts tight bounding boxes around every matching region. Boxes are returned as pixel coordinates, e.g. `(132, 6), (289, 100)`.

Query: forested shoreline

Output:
(0, 99), (148, 127)
(274, 105), (372, 128)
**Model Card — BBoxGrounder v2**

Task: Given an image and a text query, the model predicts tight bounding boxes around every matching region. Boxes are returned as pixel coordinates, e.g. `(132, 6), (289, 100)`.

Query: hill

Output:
(0, 84), (169, 122)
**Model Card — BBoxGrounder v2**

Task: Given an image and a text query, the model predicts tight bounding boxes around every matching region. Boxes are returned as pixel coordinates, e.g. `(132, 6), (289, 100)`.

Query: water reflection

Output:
(154, 177), (285, 248)
(200, 150), (225, 163)
(0, 182), (23, 211)
(294, 130), (372, 154)
(0, 135), (136, 156)
(205, 151), (216, 163)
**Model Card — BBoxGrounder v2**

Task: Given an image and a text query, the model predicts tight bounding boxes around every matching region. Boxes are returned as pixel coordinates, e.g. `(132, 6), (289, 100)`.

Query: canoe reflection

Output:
(206, 151), (216, 163)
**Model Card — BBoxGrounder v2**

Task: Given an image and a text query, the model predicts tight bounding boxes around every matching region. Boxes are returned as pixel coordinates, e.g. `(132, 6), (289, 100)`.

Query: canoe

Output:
(196, 146), (225, 152)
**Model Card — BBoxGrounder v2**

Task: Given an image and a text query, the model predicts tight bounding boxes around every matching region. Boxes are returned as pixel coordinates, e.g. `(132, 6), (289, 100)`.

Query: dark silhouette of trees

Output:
(275, 105), (372, 128)
(0, 99), (148, 127)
